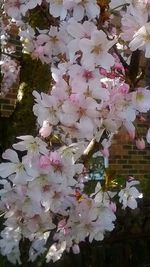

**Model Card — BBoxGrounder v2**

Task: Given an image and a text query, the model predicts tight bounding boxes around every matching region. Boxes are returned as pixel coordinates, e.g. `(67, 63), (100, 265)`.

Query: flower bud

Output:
(72, 244), (80, 254)
(135, 138), (145, 150)
(39, 120), (52, 138)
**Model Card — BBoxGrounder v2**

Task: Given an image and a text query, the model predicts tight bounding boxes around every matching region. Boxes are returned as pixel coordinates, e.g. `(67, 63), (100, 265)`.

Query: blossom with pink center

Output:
(68, 64), (110, 101)
(49, 151), (62, 170)
(79, 30), (115, 70)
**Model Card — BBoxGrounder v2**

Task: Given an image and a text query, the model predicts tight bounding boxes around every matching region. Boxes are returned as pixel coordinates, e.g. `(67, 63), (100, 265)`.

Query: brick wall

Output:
(109, 117), (150, 179)
(0, 88), (18, 117)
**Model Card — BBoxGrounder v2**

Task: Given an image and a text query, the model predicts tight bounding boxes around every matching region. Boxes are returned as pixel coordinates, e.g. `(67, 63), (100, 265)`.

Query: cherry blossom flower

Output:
(79, 30), (115, 70)
(118, 179), (141, 209)
(71, 0), (100, 21)
(46, 0), (67, 20)
(121, 5), (148, 42)
(0, 0), (148, 264)
(0, 149), (37, 184)
(4, 0), (42, 19)
(132, 87), (150, 112)
(135, 138), (145, 150)
(13, 135), (48, 156)
(68, 64), (110, 101)
(46, 242), (66, 263)
(39, 121), (52, 138)
(33, 91), (61, 126)
(129, 22), (150, 58)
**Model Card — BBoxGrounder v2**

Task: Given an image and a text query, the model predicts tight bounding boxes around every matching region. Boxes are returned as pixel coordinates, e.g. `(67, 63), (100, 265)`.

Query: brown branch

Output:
(1, 51), (21, 60)
(81, 138), (100, 167)
(128, 50), (141, 89)
(113, 45), (129, 70)
(81, 130), (107, 167)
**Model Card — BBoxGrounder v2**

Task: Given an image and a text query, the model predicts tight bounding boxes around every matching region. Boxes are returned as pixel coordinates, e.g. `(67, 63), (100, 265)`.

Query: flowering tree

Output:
(0, 0), (150, 265)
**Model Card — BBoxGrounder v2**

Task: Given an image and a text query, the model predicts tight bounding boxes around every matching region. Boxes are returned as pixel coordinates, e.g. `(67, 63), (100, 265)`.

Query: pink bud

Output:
(135, 138), (145, 150)
(82, 70), (93, 80)
(114, 62), (124, 71)
(119, 83), (129, 94)
(124, 121), (135, 140)
(72, 244), (80, 254)
(39, 121), (52, 138)
(99, 68), (107, 76)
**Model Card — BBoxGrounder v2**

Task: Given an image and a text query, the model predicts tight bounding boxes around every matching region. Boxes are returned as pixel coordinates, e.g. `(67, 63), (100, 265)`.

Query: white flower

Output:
(146, 127), (150, 143)
(132, 87), (150, 112)
(29, 233), (50, 262)
(121, 5), (148, 42)
(46, 0), (67, 20)
(0, 226), (21, 264)
(79, 30), (115, 70)
(129, 22), (150, 58)
(67, 19), (97, 60)
(0, 149), (37, 184)
(5, 0), (42, 19)
(13, 135), (48, 156)
(33, 91), (60, 126)
(46, 242), (66, 262)
(72, 0), (100, 21)
(119, 180), (141, 209)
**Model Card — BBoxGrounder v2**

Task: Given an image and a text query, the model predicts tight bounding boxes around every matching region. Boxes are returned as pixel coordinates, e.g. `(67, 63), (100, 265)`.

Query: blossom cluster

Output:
(0, 55), (20, 96)
(0, 15), (20, 95)
(0, 137), (141, 264)
(119, 0), (150, 57)
(0, 0), (150, 265)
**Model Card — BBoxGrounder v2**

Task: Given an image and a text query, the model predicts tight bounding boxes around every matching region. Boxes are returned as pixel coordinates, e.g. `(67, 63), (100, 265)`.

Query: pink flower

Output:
(119, 83), (129, 94)
(135, 138), (145, 150)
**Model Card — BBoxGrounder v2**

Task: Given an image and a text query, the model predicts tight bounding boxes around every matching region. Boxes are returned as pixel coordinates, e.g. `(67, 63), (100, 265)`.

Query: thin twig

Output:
(1, 51), (21, 59)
